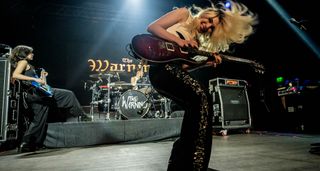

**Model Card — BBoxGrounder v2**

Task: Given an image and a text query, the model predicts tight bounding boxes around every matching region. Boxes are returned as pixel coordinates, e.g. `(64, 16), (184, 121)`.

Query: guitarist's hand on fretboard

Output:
(204, 53), (222, 68)
(206, 61), (218, 68)
(212, 53), (222, 66)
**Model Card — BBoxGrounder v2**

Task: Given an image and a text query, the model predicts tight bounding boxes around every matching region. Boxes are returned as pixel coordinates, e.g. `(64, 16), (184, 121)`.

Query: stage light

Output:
(266, 0), (320, 59)
(276, 76), (284, 84)
(224, 1), (231, 10)
(127, 0), (142, 7)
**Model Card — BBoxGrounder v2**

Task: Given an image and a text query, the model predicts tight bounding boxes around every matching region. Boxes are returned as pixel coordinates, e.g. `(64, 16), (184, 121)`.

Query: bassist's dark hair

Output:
(10, 45), (33, 67)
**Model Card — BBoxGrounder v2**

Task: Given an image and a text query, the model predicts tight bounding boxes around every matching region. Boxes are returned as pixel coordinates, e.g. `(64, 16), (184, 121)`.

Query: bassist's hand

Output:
(43, 71), (48, 77)
(41, 71), (48, 77)
(34, 78), (46, 85)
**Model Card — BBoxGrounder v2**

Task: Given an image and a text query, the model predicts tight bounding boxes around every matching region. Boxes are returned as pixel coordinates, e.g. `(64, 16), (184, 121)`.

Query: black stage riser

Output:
(44, 118), (182, 148)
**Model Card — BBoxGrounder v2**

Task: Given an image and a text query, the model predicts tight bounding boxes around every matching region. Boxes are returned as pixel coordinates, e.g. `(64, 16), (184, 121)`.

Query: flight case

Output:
(209, 78), (251, 135)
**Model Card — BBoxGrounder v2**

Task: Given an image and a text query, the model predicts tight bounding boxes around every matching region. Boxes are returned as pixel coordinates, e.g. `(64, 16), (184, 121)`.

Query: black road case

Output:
(209, 78), (251, 135)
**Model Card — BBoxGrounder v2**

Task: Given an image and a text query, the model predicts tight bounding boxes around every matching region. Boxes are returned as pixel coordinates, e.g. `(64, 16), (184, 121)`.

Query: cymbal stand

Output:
(105, 74), (112, 120)
(89, 79), (102, 120)
(163, 97), (171, 118)
(140, 87), (171, 118)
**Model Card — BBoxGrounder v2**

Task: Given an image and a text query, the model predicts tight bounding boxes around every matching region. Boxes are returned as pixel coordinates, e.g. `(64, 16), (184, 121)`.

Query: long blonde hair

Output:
(185, 1), (258, 52)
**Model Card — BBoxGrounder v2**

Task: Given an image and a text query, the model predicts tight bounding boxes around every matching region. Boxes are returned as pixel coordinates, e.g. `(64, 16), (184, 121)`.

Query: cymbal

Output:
(109, 81), (133, 90)
(89, 73), (114, 79)
(111, 81), (129, 85)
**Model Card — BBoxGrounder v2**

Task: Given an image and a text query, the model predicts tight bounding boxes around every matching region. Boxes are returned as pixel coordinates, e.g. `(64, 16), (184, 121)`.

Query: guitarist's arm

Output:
(12, 60), (45, 85)
(147, 7), (198, 49)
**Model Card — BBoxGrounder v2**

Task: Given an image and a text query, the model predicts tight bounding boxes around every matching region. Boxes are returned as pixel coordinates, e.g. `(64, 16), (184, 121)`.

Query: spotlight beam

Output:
(266, 0), (320, 59)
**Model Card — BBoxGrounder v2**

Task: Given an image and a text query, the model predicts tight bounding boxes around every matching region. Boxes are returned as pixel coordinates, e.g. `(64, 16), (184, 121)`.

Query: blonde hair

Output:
(186, 1), (258, 52)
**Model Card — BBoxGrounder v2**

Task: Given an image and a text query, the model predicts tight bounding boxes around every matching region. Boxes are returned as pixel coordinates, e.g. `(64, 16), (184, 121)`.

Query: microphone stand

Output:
(89, 79), (101, 120)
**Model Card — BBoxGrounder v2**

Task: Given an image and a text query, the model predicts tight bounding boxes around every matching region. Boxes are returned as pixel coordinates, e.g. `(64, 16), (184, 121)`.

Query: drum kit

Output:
(85, 71), (172, 120)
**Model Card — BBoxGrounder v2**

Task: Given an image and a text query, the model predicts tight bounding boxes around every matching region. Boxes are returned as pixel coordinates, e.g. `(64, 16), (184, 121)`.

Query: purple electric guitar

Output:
(130, 34), (265, 74)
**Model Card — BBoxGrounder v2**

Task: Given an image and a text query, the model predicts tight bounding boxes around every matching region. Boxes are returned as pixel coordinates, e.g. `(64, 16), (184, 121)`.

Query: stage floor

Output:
(1, 131), (320, 171)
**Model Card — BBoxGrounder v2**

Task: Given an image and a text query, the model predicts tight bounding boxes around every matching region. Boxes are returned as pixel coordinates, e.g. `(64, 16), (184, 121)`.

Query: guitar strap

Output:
(176, 31), (200, 45)
(176, 31), (185, 40)
(176, 31), (208, 71)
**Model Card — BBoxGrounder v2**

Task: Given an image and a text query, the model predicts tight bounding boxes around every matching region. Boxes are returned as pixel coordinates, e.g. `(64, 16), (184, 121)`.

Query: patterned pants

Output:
(149, 64), (213, 171)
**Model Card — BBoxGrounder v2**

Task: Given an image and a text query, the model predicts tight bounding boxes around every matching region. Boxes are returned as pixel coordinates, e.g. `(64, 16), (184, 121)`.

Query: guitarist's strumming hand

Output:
(176, 38), (199, 49)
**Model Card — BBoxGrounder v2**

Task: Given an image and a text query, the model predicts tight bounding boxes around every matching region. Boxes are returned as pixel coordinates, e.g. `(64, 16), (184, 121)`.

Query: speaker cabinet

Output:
(1, 58), (20, 142)
(209, 78), (251, 130)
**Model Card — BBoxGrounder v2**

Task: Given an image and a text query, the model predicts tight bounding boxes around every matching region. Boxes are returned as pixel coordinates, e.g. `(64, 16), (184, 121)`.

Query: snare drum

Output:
(118, 90), (150, 119)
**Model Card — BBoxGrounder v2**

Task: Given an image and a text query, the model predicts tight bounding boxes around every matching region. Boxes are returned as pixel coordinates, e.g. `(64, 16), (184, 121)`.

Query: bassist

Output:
(10, 45), (90, 153)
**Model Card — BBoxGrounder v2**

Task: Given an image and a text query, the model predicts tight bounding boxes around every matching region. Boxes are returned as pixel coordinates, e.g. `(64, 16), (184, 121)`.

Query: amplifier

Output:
(209, 78), (251, 130)
(0, 58), (20, 142)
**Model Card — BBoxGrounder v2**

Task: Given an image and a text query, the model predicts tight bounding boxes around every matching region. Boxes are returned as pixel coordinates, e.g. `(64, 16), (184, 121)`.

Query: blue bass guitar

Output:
(31, 68), (53, 97)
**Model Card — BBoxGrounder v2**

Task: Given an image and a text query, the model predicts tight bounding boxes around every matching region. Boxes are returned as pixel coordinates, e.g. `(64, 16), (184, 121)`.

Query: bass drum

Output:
(118, 90), (150, 119)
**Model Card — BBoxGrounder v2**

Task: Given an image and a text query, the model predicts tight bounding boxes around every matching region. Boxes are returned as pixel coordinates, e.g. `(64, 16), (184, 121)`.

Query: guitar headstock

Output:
(250, 61), (265, 74)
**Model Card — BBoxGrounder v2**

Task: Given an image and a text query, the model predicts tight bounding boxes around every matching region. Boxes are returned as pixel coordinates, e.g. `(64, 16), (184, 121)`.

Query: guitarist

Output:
(10, 45), (90, 153)
(146, 1), (258, 170)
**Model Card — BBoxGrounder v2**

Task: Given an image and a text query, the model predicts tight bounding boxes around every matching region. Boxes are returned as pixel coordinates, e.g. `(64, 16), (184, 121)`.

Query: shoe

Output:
(78, 114), (92, 122)
(17, 142), (36, 153)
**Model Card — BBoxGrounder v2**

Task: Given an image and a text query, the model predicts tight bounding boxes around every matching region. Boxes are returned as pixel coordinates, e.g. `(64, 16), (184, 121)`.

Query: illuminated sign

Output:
(88, 57), (149, 73)
(226, 79), (239, 85)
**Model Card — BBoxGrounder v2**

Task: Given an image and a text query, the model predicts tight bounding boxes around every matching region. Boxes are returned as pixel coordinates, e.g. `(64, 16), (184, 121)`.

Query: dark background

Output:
(1, 0), (319, 132)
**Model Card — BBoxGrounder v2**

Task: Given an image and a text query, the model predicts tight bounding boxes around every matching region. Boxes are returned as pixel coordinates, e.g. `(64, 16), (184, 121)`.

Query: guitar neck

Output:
(221, 54), (254, 64)
(194, 49), (253, 64)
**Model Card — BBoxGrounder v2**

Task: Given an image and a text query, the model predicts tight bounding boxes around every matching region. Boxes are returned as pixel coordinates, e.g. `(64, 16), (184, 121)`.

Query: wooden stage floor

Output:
(1, 131), (320, 171)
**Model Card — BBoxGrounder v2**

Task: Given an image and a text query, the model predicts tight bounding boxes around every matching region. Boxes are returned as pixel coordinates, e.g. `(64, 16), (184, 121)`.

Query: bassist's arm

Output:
(12, 60), (45, 85)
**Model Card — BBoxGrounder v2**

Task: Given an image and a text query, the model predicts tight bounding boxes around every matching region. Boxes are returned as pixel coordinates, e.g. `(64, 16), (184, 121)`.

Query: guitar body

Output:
(31, 81), (53, 97)
(130, 34), (204, 65)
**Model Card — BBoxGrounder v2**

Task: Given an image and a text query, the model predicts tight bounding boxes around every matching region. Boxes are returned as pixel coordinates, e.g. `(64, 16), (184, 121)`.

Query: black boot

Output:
(78, 114), (92, 121)
(17, 142), (37, 153)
